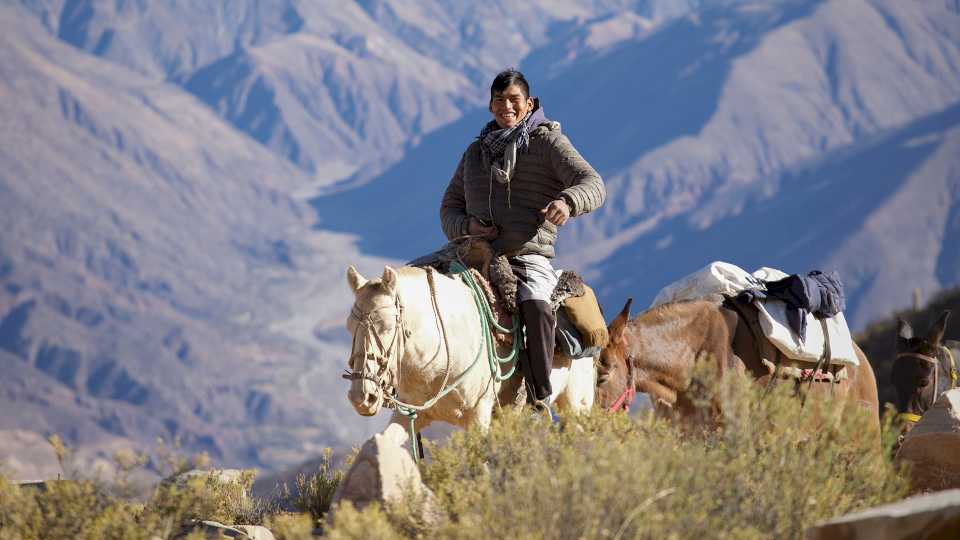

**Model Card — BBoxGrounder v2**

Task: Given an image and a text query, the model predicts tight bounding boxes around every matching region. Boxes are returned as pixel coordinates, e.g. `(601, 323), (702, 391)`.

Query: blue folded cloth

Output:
(736, 270), (845, 341)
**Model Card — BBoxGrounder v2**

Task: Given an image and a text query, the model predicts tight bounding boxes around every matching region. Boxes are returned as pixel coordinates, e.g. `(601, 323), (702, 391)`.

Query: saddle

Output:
(725, 297), (848, 385)
(410, 238), (608, 356)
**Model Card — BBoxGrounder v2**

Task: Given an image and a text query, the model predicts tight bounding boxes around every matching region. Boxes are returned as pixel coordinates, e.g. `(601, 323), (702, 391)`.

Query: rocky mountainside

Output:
(2, 0), (959, 479)
(21, 0), (699, 183)
(0, 2), (390, 475)
(313, 0), (960, 329)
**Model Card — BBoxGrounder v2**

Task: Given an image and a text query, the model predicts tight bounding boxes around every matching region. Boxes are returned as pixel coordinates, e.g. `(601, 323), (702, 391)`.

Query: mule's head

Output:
(344, 265), (403, 416)
(891, 311), (950, 430)
(595, 298), (636, 412)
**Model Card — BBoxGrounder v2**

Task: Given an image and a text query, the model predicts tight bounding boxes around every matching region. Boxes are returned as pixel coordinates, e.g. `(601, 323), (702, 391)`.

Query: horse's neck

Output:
(394, 269), (483, 390)
(626, 301), (732, 376)
(626, 304), (702, 370)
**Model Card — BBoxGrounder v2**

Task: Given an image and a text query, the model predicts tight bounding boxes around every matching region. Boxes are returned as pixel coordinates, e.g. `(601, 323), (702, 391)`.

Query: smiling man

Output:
(440, 68), (606, 411)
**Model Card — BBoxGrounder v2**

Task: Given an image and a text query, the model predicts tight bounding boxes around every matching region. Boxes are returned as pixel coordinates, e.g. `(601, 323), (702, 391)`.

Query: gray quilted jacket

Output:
(440, 122), (605, 258)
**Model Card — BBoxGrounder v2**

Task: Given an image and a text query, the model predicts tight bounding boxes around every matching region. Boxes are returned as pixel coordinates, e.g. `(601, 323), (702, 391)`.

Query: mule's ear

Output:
(381, 266), (399, 296)
(925, 311), (950, 346)
(347, 265), (368, 293)
(609, 298), (633, 341)
(897, 318), (913, 341)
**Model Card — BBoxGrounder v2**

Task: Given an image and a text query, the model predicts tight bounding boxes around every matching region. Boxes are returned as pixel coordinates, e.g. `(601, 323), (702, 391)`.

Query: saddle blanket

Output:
(652, 261), (859, 367)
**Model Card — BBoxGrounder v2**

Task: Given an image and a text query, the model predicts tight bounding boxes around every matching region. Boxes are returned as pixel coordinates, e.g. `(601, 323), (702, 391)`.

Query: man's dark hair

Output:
(490, 68), (530, 101)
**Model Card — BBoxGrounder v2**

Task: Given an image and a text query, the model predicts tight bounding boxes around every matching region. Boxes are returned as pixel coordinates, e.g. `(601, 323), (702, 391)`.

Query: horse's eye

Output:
(917, 376), (932, 388)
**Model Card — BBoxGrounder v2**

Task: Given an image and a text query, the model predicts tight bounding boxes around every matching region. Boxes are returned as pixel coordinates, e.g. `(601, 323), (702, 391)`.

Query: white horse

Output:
(345, 264), (595, 433)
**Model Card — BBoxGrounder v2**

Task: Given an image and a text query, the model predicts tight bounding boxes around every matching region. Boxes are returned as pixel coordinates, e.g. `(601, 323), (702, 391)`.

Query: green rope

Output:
(391, 263), (522, 462)
(450, 262), (521, 380)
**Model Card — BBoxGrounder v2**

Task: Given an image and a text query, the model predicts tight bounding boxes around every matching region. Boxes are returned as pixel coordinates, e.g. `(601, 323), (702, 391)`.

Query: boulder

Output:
(805, 489), (960, 540)
(903, 388), (960, 437)
(898, 388), (960, 492)
(175, 520), (275, 539)
(235, 525), (277, 540)
(330, 423), (436, 518)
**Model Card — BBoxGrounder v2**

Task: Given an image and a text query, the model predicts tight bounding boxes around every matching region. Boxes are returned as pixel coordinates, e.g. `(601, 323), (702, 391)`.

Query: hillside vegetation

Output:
(1, 364), (908, 539)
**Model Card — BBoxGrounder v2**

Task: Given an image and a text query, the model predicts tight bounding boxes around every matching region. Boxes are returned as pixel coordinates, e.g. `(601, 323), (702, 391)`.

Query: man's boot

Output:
(520, 299), (556, 403)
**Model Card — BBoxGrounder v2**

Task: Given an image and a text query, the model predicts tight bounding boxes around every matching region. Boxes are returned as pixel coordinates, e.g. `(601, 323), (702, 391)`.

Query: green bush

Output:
(290, 448), (343, 525)
(0, 459), (266, 539)
(327, 362), (907, 539)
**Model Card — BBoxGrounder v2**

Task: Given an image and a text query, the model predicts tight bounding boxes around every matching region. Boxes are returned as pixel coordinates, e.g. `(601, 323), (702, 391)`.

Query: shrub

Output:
(0, 445), (270, 539)
(327, 362), (907, 539)
(290, 448), (343, 525)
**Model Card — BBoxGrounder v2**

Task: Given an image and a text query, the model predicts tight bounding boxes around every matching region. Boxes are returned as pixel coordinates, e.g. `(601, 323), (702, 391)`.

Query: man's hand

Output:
(541, 198), (571, 226)
(467, 217), (498, 239)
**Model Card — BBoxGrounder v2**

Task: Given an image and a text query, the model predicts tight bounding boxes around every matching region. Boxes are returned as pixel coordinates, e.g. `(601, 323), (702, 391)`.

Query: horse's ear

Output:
(925, 311), (950, 346)
(609, 298), (633, 342)
(381, 266), (399, 296)
(347, 265), (368, 294)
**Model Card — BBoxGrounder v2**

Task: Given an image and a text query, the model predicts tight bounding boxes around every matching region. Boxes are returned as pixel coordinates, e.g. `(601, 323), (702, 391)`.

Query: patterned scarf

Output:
(478, 100), (548, 163)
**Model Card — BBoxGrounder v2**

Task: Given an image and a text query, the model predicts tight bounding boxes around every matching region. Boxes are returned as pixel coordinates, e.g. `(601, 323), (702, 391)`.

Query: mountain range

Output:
(2, 0), (959, 478)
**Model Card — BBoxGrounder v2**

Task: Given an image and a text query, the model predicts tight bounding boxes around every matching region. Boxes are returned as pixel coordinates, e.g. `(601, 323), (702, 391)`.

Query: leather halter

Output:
(895, 346), (958, 424)
(343, 294), (406, 400)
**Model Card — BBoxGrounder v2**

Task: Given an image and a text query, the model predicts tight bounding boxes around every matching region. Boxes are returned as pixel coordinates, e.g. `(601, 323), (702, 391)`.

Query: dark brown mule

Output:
(892, 312), (959, 434)
(595, 298), (880, 431)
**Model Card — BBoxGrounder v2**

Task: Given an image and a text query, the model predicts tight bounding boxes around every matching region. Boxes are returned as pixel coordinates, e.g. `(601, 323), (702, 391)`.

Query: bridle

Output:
(605, 354), (637, 413)
(342, 293), (406, 403)
(895, 346), (958, 425)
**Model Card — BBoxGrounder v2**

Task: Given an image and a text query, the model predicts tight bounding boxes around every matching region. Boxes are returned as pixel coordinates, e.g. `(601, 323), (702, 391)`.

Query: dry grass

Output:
(325, 362), (907, 540)
(0, 363), (908, 539)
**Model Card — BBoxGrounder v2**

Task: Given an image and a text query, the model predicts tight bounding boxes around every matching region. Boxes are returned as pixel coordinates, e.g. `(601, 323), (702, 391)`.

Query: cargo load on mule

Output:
(651, 261), (857, 392)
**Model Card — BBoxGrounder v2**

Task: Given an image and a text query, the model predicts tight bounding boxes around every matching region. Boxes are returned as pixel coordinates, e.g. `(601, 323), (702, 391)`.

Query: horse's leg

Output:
(547, 355), (572, 407)
(636, 378), (678, 408)
(464, 395), (496, 432)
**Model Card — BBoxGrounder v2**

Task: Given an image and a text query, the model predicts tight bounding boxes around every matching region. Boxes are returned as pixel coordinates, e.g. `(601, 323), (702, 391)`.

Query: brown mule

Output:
(595, 298), (880, 432)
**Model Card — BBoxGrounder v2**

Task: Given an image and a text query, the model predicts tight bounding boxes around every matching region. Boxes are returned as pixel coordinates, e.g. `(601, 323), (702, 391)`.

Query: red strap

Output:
(607, 385), (636, 412)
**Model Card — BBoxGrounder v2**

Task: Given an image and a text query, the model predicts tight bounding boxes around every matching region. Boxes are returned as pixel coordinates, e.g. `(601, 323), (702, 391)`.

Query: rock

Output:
(175, 520), (251, 539)
(804, 489), (960, 540)
(234, 525), (275, 540)
(897, 433), (960, 492)
(897, 389), (960, 492)
(330, 423), (436, 519)
(172, 520), (275, 539)
(235, 525), (276, 540)
(904, 388), (960, 437)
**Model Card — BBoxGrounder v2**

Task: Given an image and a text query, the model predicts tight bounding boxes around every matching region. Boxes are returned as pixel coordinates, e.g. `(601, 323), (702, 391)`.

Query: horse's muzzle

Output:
(348, 388), (382, 416)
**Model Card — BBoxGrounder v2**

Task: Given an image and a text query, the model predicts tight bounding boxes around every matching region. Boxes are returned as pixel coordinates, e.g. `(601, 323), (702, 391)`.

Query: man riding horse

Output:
(440, 68), (605, 411)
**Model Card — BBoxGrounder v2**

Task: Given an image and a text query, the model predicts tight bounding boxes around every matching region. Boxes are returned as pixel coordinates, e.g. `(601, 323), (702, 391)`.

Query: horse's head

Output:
(595, 298), (636, 412)
(891, 311), (950, 431)
(344, 265), (404, 416)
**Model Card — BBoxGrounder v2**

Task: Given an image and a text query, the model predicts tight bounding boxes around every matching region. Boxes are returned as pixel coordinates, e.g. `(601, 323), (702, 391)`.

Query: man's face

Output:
(490, 84), (533, 129)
